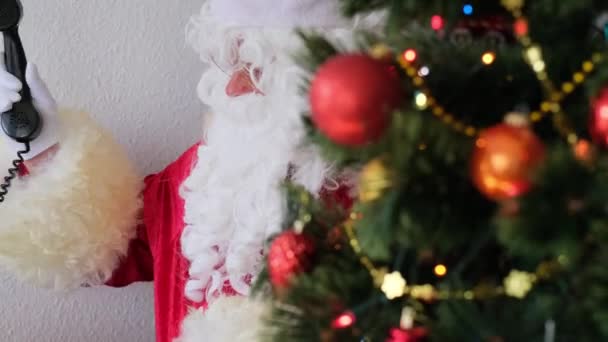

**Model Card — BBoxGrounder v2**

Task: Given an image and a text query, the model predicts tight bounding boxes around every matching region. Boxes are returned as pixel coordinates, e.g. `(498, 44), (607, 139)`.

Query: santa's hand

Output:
(0, 63), (60, 160)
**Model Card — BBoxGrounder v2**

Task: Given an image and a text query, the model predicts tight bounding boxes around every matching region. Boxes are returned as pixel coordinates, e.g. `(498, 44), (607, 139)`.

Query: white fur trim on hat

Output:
(207, 0), (349, 28)
(0, 110), (141, 289)
(175, 296), (269, 342)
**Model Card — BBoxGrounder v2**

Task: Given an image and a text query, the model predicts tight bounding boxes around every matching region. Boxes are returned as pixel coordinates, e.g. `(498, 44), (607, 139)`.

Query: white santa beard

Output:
(181, 45), (324, 303)
(181, 4), (375, 305)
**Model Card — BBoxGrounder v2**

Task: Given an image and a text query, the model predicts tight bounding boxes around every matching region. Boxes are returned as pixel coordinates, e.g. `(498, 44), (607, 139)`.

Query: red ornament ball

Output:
(386, 327), (429, 342)
(589, 88), (608, 148)
(471, 124), (545, 201)
(310, 54), (402, 146)
(268, 230), (316, 288)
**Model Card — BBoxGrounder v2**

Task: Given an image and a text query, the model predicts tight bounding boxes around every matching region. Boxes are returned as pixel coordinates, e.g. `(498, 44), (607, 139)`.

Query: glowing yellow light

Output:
(381, 272), (407, 300)
(482, 52), (496, 65)
(504, 270), (536, 299)
(532, 60), (546, 72)
(526, 46), (542, 62)
(434, 264), (448, 277)
(432, 107), (444, 116)
(403, 49), (417, 62)
(415, 92), (429, 109)
(465, 127), (477, 136)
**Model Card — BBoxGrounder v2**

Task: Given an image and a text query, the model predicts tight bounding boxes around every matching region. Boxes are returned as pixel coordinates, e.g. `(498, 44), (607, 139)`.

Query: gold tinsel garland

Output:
(343, 212), (565, 303)
(376, 0), (607, 143)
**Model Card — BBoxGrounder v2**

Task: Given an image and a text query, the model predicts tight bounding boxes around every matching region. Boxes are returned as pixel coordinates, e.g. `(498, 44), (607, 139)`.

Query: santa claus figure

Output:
(0, 1), (374, 341)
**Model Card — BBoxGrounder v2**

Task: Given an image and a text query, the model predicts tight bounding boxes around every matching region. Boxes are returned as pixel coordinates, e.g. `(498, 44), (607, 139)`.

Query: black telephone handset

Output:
(0, 0), (42, 203)
(0, 0), (41, 143)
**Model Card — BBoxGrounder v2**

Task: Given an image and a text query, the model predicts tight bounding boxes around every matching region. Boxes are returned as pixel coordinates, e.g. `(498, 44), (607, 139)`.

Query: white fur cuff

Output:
(0, 110), (141, 289)
(176, 296), (269, 342)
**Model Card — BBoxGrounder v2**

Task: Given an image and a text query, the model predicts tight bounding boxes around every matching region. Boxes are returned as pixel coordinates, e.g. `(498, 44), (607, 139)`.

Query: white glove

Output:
(0, 63), (59, 160)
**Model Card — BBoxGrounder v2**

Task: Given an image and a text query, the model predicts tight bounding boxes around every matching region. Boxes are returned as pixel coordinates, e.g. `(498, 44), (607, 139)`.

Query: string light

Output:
(344, 216), (564, 303)
(397, 54), (478, 137)
(482, 52), (497, 65)
(418, 66), (430, 77)
(501, 0), (604, 145)
(403, 49), (417, 62)
(332, 311), (356, 329)
(574, 139), (593, 162)
(395, 11), (602, 143)
(382, 272), (407, 299)
(434, 264), (448, 277)
(414, 91), (429, 109)
(399, 49), (602, 139)
(503, 270), (537, 299)
(463, 4), (474, 16)
(514, 18), (528, 36)
(400, 307), (416, 330)
(431, 15), (444, 31)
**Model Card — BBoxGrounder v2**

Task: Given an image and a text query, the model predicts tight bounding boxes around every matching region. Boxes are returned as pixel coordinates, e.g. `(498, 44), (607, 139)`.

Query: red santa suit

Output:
(0, 1), (375, 341)
(105, 143), (203, 342)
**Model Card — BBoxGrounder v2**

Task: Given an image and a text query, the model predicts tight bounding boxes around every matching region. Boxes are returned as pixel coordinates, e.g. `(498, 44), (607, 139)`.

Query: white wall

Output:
(0, 0), (206, 341)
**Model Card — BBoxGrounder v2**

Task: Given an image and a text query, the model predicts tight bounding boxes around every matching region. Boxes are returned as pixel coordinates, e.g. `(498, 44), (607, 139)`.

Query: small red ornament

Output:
(386, 327), (429, 342)
(268, 230), (316, 288)
(589, 88), (608, 148)
(310, 54), (402, 146)
(471, 124), (545, 201)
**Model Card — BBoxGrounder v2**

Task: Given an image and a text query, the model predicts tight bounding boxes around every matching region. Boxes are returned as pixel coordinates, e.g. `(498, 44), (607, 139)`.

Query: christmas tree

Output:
(256, 1), (608, 341)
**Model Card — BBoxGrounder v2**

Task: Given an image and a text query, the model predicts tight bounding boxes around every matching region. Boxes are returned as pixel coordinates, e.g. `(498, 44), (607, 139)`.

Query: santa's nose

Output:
(225, 67), (263, 97)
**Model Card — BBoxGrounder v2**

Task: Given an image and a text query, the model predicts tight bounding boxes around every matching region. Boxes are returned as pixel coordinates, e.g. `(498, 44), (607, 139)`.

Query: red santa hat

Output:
(206, 0), (349, 28)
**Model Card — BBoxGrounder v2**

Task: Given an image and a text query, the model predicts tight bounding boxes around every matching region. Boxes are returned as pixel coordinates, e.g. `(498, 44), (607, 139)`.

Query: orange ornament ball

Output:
(471, 124), (545, 201)
(310, 54), (402, 146)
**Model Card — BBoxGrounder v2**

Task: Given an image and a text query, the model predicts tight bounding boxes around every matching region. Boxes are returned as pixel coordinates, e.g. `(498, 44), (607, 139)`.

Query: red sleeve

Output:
(105, 222), (154, 287)
(105, 143), (200, 290)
